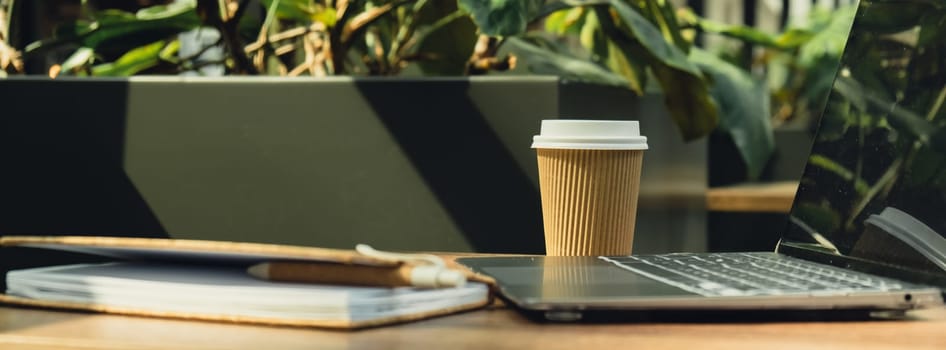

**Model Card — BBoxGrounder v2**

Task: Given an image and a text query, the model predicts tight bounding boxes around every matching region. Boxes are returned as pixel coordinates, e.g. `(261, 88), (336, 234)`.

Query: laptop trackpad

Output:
(483, 265), (700, 299)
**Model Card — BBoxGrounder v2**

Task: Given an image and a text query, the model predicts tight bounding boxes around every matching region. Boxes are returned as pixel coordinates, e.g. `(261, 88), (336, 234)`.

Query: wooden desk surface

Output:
(706, 181), (799, 213)
(3, 305), (946, 350)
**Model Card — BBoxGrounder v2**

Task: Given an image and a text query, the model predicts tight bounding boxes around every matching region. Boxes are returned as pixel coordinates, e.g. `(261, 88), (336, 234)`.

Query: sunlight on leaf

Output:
(60, 47), (95, 74)
(605, 39), (645, 95)
(601, 1), (718, 140)
(91, 40), (168, 76)
(136, 0), (196, 20)
(312, 7), (338, 27)
(545, 7), (586, 35)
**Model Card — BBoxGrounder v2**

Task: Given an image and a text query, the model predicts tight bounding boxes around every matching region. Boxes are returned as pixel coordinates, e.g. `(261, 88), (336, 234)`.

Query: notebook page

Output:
(6, 262), (488, 322)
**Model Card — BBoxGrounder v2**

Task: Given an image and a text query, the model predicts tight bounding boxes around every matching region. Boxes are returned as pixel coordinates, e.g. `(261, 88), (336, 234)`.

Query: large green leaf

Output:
(500, 36), (629, 87)
(411, 0), (478, 75)
(545, 7), (587, 35)
(91, 40), (176, 76)
(604, 37), (646, 95)
(27, 1), (200, 55)
(606, 0), (700, 78)
(695, 19), (812, 50)
(578, 10), (645, 94)
(579, 9), (601, 53)
(799, 55), (842, 103)
(457, 0), (543, 37)
(690, 48), (774, 180)
(644, 60), (719, 141)
(602, 1), (718, 140)
(647, 0), (689, 53)
(797, 5), (855, 67)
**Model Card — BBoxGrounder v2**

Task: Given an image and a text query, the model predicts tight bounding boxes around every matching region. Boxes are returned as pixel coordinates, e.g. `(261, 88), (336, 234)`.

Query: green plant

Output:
(17, 0), (481, 76)
(2, 0), (777, 179)
(684, 3), (857, 128)
(463, 0), (773, 179)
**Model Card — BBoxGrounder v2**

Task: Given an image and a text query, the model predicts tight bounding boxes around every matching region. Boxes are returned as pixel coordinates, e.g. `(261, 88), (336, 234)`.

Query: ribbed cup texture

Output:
(537, 149), (644, 256)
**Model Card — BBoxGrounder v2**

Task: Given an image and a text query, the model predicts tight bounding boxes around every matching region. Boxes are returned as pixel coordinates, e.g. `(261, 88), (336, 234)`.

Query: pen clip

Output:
(355, 244), (446, 267)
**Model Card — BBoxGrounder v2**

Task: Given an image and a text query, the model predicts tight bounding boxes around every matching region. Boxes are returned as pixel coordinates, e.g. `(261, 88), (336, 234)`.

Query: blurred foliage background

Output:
(0, 0), (859, 181)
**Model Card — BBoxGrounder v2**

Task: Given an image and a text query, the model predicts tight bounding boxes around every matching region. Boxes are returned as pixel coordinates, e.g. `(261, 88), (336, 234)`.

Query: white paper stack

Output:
(6, 262), (489, 323)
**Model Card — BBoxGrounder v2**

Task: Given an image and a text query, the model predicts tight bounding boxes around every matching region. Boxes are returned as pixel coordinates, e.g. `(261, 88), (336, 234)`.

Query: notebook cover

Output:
(0, 235), (497, 329)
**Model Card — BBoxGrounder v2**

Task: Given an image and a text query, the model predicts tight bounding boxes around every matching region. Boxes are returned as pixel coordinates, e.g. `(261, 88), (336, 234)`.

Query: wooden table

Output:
(706, 181), (799, 213)
(3, 305), (946, 350)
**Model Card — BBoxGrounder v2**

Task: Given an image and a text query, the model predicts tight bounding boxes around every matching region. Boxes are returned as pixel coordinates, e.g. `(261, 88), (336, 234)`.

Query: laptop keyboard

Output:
(602, 253), (907, 297)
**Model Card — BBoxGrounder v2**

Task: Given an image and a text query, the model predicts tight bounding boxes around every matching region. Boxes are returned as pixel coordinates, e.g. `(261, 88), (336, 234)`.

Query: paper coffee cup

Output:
(532, 120), (647, 256)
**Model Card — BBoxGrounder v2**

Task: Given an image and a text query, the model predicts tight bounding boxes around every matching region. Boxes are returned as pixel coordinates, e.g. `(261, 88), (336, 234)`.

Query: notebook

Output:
(458, 0), (946, 319)
(0, 236), (494, 329)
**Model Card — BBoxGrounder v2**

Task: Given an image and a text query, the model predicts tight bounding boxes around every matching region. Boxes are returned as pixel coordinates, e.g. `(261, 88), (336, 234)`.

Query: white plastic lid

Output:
(531, 120), (648, 150)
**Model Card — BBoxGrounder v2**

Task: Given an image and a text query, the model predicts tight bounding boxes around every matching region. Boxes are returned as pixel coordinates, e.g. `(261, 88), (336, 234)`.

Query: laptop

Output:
(458, 0), (946, 319)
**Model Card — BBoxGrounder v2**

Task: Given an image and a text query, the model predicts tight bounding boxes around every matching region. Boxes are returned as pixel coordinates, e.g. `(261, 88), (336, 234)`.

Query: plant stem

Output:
(270, 26), (310, 42)
(258, 0), (281, 45)
(844, 157), (903, 231)
(388, 0), (428, 66)
(198, 0), (258, 74)
(854, 112), (866, 192)
(328, 0), (352, 74)
(247, 0), (281, 71)
(927, 85), (946, 121)
(397, 9), (466, 66)
(808, 154), (870, 195)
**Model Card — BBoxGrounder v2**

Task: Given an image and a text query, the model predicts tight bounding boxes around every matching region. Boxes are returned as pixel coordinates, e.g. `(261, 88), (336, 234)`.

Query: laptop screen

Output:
(779, 0), (946, 285)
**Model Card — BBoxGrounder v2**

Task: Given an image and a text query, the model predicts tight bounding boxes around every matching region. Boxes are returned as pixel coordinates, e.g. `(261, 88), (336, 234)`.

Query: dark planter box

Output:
(0, 77), (706, 255)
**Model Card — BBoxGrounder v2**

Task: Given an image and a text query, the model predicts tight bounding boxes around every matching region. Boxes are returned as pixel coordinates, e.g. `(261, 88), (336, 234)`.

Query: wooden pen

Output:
(247, 261), (467, 288)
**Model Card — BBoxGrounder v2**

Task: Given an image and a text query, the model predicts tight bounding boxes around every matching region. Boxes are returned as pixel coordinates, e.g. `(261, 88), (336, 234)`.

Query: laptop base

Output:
(517, 306), (907, 324)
